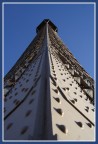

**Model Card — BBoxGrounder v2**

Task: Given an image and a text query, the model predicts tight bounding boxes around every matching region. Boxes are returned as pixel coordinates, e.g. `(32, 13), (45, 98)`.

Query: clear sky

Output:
(4, 3), (94, 78)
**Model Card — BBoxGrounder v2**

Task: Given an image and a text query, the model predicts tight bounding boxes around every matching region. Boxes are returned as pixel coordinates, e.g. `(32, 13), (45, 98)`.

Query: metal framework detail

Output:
(4, 19), (95, 141)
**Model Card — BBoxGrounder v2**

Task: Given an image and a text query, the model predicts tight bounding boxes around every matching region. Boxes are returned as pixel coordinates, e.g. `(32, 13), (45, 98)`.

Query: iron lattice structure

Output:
(4, 19), (95, 141)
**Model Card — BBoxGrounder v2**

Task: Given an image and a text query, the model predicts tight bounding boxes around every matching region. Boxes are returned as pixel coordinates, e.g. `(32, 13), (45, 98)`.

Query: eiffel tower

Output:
(4, 19), (95, 140)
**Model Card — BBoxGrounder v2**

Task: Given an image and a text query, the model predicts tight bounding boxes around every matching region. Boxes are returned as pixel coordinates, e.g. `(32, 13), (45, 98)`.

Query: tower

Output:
(4, 19), (95, 140)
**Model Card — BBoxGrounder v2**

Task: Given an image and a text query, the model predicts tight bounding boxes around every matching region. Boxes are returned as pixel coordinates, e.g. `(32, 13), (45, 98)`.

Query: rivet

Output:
(53, 89), (59, 94)
(21, 126), (28, 135)
(86, 123), (92, 128)
(7, 123), (13, 130)
(85, 108), (89, 112)
(54, 108), (63, 116)
(54, 97), (60, 103)
(74, 98), (77, 102)
(75, 121), (84, 128)
(56, 124), (68, 134)
(71, 100), (75, 104)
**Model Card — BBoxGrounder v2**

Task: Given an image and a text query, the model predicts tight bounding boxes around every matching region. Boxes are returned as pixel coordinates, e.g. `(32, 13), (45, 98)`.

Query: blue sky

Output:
(4, 3), (94, 78)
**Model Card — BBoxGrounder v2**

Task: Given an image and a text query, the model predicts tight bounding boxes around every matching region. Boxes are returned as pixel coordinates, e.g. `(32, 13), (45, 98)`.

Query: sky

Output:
(4, 3), (94, 78)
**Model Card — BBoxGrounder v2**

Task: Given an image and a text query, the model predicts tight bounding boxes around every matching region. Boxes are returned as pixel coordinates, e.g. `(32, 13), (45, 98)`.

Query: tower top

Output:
(36, 19), (58, 33)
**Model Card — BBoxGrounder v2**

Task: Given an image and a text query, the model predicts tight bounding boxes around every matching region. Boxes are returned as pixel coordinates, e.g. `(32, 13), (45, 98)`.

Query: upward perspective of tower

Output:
(4, 19), (95, 141)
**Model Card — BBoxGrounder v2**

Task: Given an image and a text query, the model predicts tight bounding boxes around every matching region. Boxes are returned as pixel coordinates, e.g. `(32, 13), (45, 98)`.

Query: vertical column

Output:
(31, 22), (56, 140)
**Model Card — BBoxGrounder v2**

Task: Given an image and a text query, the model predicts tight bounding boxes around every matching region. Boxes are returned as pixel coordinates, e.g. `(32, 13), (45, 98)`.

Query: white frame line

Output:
(2, 2), (96, 142)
